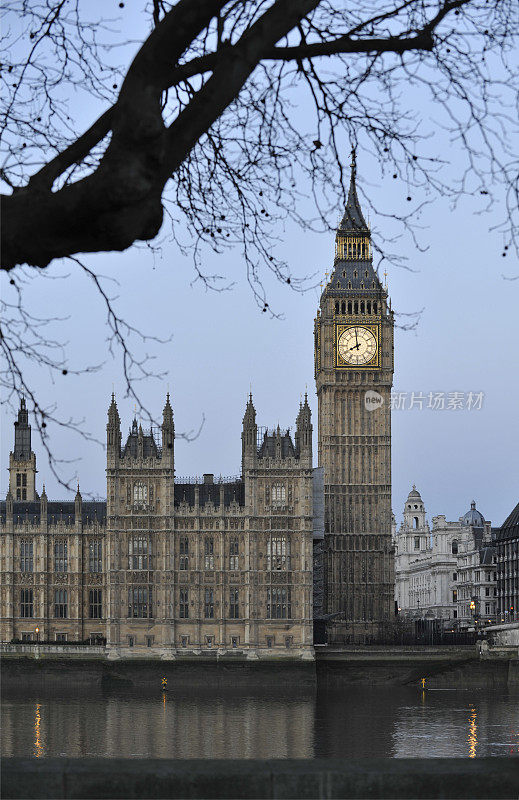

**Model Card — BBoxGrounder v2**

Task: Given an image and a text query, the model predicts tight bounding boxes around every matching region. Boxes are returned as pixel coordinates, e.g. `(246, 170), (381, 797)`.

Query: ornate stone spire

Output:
(337, 147), (369, 234)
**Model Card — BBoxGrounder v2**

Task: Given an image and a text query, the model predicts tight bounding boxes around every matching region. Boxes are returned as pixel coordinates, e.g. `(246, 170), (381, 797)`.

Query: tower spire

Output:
(337, 148), (368, 233)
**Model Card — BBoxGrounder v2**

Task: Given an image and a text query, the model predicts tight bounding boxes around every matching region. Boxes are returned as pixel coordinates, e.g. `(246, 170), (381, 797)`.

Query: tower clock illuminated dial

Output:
(338, 326), (377, 366)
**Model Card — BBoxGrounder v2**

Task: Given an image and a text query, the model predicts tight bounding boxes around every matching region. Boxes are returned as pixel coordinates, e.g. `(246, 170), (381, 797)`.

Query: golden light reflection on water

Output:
(468, 707), (477, 758)
(34, 703), (44, 758)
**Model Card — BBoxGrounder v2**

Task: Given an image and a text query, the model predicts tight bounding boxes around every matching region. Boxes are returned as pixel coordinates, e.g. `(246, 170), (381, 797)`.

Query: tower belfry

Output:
(9, 397), (37, 501)
(314, 153), (395, 643)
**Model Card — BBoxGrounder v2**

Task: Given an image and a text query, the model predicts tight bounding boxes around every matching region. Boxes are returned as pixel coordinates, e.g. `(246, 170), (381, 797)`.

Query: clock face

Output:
(338, 326), (377, 366)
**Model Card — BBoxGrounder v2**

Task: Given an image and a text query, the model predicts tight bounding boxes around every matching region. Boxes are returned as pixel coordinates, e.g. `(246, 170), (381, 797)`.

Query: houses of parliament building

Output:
(0, 159), (395, 654)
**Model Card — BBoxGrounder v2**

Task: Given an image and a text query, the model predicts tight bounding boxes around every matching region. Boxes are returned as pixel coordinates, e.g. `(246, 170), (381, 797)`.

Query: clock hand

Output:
(354, 328), (359, 349)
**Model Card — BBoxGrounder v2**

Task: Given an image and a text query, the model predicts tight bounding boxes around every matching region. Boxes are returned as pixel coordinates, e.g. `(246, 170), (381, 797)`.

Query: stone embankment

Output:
(3, 756), (519, 799)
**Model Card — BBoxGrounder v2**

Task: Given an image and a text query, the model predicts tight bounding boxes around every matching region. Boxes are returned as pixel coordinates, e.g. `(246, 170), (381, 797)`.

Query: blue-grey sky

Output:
(1, 3), (517, 528)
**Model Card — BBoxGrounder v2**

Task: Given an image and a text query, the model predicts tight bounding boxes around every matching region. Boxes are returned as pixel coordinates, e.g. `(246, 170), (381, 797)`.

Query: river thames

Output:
(2, 686), (518, 760)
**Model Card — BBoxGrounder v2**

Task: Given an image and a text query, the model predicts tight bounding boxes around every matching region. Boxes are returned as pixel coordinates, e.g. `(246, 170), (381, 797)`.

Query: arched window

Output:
(335, 302), (339, 314)
(133, 482), (148, 508)
(413, 517), (419, 529)
(348, 301), (352, 314)
(272, 483), (286, 509)
(373, 302), (378, 314)
(341, 301), (346, 314)
(129, 536), (150, 570)
(360, 301), (365, 313)
(451, 539), (458, 555)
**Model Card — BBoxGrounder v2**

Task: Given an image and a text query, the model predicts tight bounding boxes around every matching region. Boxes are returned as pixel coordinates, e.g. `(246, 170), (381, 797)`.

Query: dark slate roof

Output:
(327, 259), (383, 295)
(257, 430), (296, 460)
(479, 545), (495, 565)
(122, 420), (160, 459)
(0, 500), (106, 525)
(462, 501), (485, 527)
(337, 168), (368, 233)
(495, 501), (519, 542)
(174, 481), (244, 508)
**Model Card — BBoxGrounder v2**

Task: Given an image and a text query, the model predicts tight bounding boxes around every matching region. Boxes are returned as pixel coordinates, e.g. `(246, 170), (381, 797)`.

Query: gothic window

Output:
(127, 485), (131, 504)
(89, 540), (102, 572)
(341, 301), (346, 314)
(89, 589), (102, 619)
(20, 539), (33, 572)
(179, 536), (189, 570)
(335, 302), (339, 314)
(360, 301), (365, 313)
(133, 481), (148, 508)
(414, 537), (420, 550)
(129, 536), (150, 570)
(342, 270), (346, 278)
(373, 302), (378, 314)
(204, 588), (214, 618)
(271, 483), (286, 509)
(229, 537), (239, 570)
(54, 540), (68, 573)
(20, 588), (33, 618)
(348, 301), (352, 314)
(229, 587), (240, 619)
(54, 589), (68, 618)
(354, 301), (358, 314)
(16, 473), (21, 486)
(179, 588), (189, 618)
(204, 537), (214, 569)
(267, 588), (292, 619)
(267, 536), (291, 570)
(353, 270), (358, 278)
(348, 282), (352, 290)
(367, 302), (371, 314)
(451, 539), (458, 555)
(128, 587), (152, 618)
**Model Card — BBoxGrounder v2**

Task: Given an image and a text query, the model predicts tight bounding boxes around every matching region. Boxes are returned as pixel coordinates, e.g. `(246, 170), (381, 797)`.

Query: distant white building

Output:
(394, 488), (497, 627)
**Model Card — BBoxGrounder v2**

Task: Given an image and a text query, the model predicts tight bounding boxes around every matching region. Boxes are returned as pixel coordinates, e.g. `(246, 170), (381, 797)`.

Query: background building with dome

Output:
(394, 488), (498, 628)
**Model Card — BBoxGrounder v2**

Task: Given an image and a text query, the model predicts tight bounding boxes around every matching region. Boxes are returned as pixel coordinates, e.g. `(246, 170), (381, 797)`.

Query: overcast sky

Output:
(2, 3), (517, 528)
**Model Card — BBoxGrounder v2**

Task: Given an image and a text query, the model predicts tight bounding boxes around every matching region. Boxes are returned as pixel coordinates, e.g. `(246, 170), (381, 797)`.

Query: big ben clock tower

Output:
(315, 151), (395, 644)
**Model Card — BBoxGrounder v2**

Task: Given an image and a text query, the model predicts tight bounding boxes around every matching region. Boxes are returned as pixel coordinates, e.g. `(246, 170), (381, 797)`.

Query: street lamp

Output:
(35, 627), (39, 643)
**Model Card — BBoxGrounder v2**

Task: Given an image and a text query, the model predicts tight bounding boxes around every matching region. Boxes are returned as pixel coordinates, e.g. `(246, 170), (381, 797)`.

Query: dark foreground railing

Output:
(2, 758), (518, 799)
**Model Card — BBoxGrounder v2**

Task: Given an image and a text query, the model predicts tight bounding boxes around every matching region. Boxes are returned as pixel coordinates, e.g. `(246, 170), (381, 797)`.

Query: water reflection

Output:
(2, 687), (518, 760)
(468, 708), (477, 758)
(33, 703), (43, 758)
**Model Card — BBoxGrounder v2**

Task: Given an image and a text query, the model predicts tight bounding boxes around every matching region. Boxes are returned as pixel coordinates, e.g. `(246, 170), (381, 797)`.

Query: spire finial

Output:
(351, 145), (357, 179)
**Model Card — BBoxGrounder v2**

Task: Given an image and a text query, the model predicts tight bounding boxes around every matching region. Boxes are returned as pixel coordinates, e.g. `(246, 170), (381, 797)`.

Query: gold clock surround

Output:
(335, 323), (380, 369)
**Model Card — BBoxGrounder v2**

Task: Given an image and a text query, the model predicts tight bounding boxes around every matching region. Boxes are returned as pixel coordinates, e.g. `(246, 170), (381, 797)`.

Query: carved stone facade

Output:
(314, 154), (395, 643)
(394, 487), (498, 626)
(1, 395), (315, 659)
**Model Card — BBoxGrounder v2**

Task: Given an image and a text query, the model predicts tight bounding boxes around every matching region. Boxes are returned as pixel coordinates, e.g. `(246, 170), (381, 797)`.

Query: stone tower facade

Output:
(314, 153), (395, 643)
(8, 398), (37, 502)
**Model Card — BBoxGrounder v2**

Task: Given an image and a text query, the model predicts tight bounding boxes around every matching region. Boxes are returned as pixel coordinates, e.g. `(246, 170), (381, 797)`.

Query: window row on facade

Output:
(16, 587), (293, 621)
(13, 535), (294, 573)
(19, 588), (103, 619)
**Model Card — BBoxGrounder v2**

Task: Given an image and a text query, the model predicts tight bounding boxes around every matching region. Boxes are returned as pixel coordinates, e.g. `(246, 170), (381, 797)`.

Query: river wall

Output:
(3, 756), (519, 799)
(1, 648), (518, 691)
